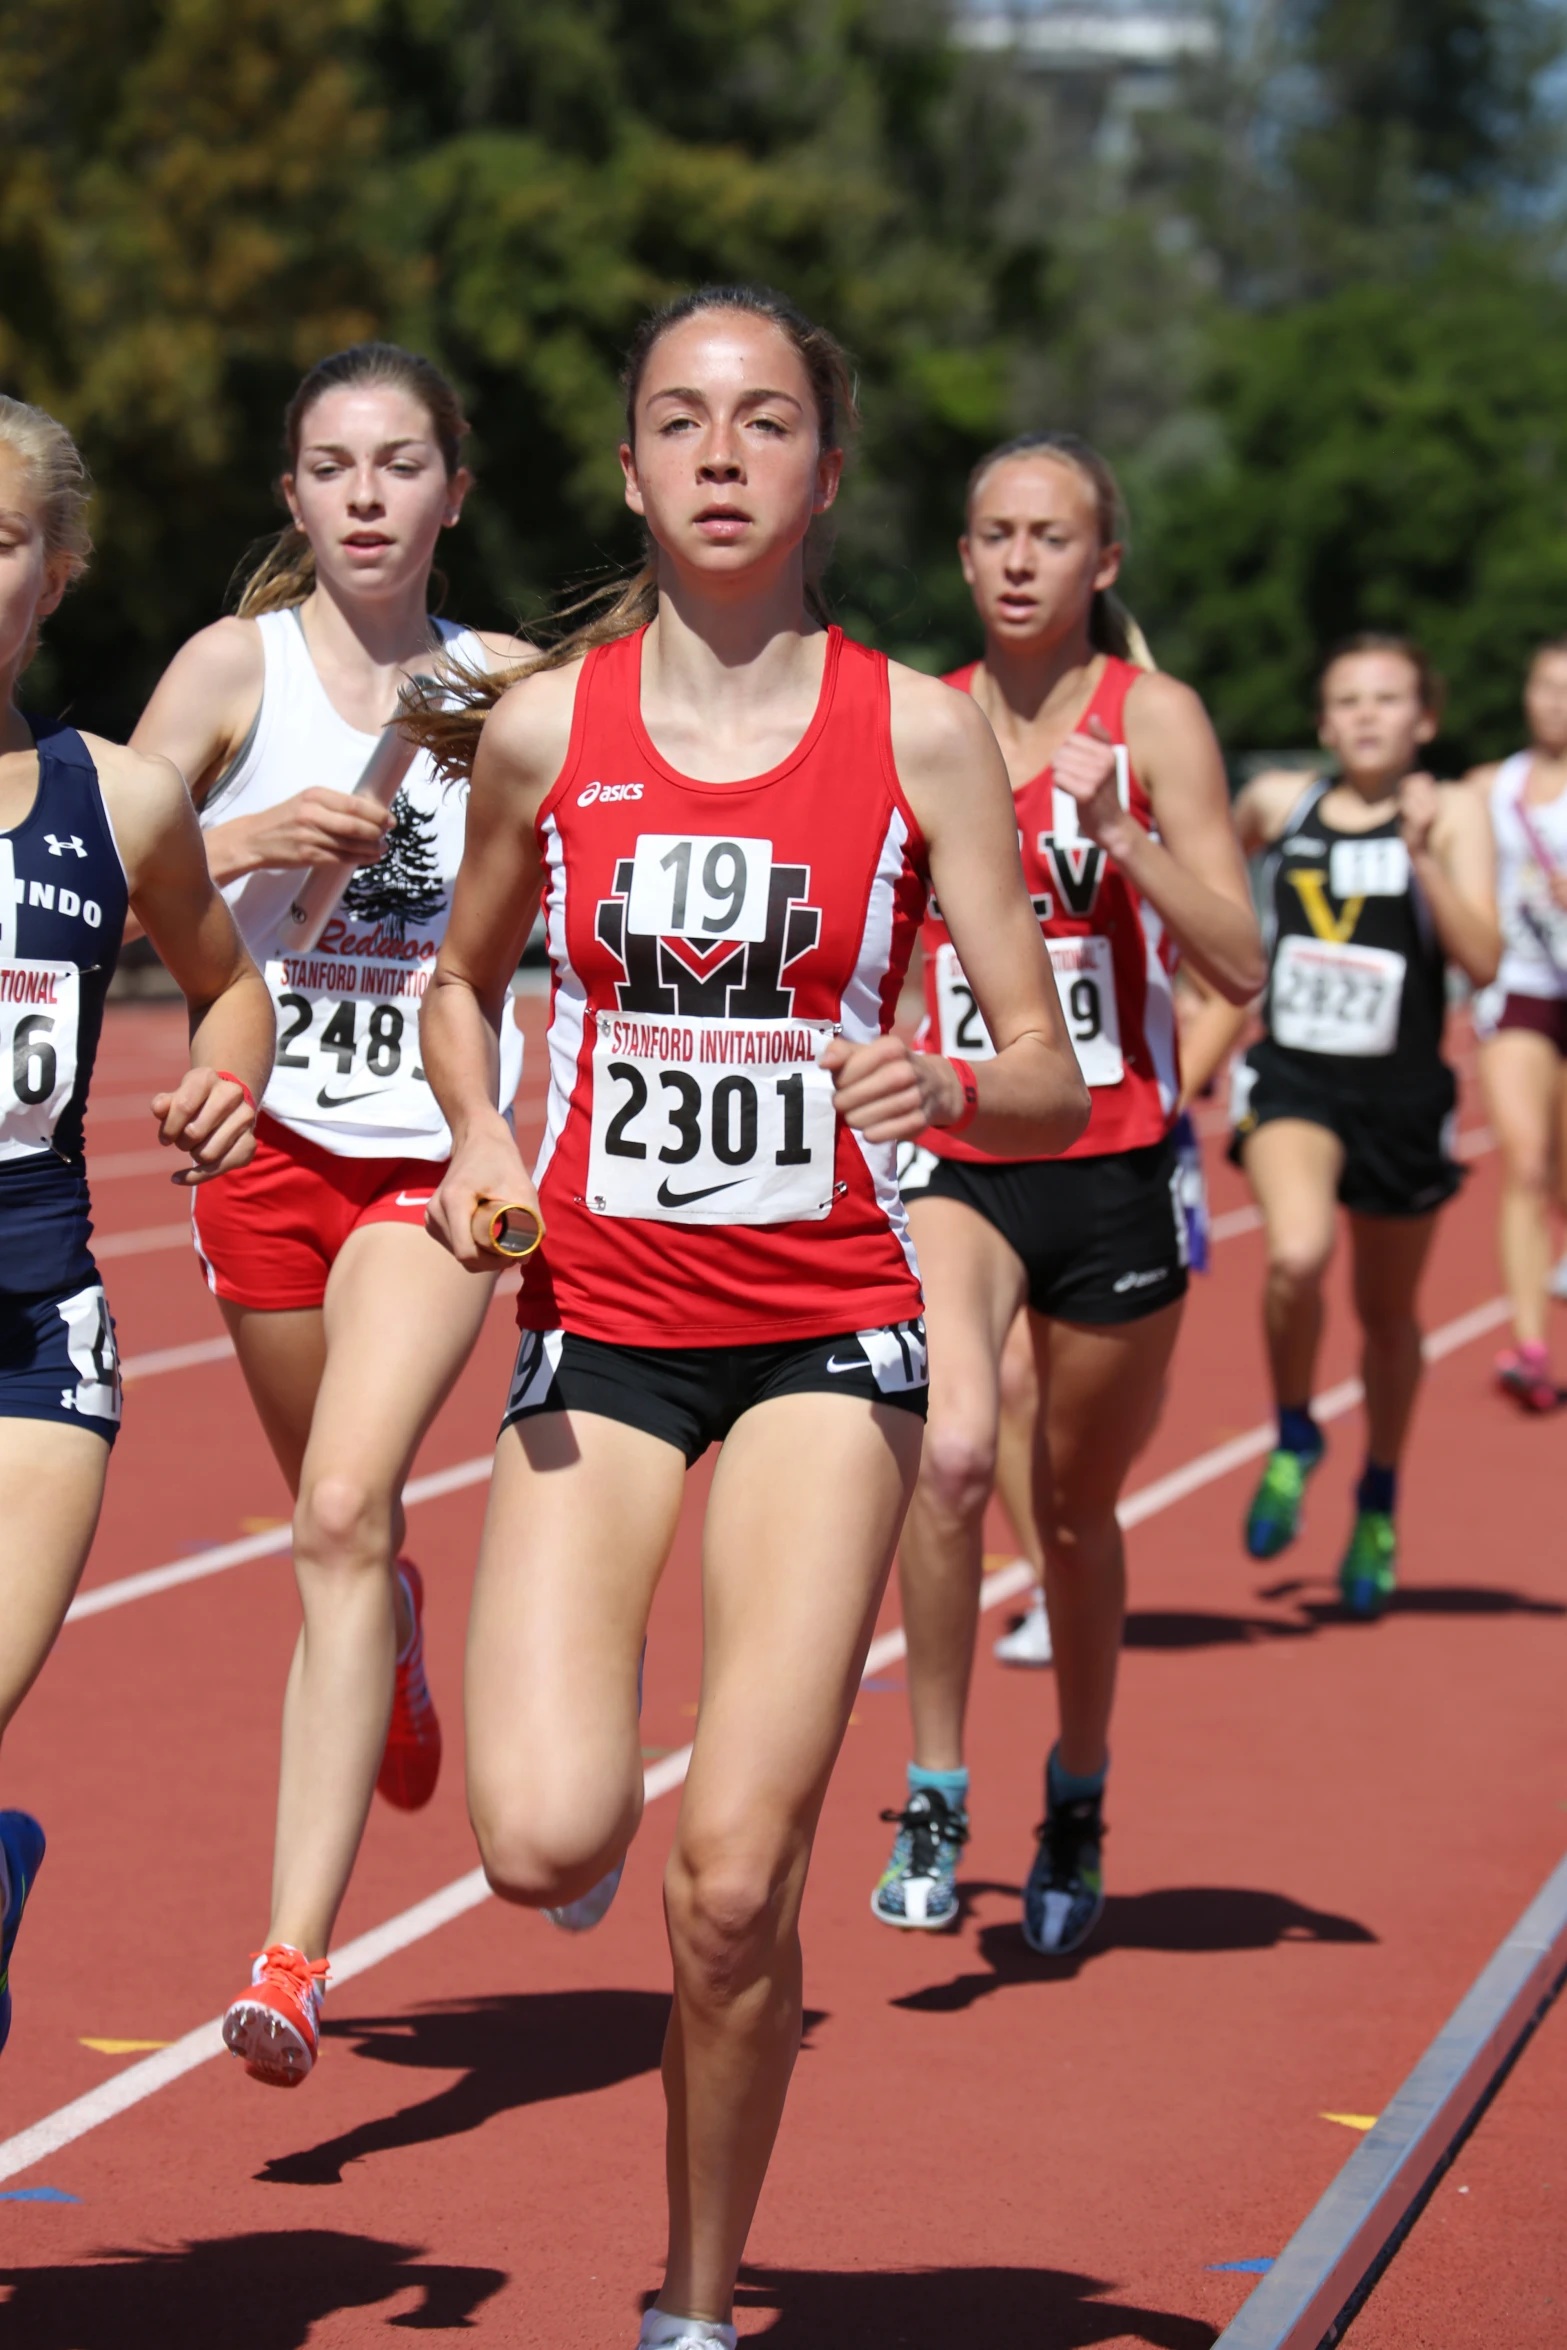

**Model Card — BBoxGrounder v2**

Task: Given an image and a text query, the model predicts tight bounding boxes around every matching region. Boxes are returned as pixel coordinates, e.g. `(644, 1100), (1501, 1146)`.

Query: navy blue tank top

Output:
(0, 725), (130, 1294)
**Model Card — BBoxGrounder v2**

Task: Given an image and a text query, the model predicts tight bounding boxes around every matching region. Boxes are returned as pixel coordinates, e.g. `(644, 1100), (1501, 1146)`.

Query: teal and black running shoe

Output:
(0, 1812), (46, 2057)
(871, 1786), (968, 1930)
(1339, 1509), (1396, 1620)
(1244, 1444), (1323, 1560)
(1022, 1791), (1106, 1957)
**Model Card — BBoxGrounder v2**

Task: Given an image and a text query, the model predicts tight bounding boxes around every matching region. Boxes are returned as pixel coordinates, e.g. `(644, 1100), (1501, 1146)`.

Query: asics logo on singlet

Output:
(577, 781), (644, 808)
(45, 834), (86, 859)
(1113, 1267), (1169, 1293)
(596, 854), (821, 1020)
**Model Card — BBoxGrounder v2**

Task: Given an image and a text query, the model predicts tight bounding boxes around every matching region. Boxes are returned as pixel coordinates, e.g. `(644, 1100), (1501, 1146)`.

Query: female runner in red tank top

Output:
(131, 347), (527, 2087)
(873, 433), (1263, 1956)
(412, 289), (1088, 2350)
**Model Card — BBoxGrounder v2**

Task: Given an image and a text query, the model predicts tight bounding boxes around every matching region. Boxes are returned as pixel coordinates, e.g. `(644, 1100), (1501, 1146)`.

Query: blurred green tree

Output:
(2, 0), (1050, 730)
(1127, 257), (1567, 770)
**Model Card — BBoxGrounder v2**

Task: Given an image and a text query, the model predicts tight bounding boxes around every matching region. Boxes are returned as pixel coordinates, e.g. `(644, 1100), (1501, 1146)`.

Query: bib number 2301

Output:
(587, 1014), (837, 1223)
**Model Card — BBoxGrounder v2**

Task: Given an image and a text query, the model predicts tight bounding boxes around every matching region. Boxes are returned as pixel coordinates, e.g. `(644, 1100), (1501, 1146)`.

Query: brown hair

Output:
(1316, 632), (1445, 720)
(404, 285), (859, 779)
(232, 343), (469, 618)
(964, 430), (1155, 669)
(0, 396), (93, 670)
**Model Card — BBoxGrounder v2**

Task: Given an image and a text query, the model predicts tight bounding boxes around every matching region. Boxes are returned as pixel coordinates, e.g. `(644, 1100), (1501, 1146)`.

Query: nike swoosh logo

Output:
(655, 1178), (743, 1209)
(315, 1086), (384, 1109)
(394, 1191), (435, 1208)
(825, 1355), (867, 1374)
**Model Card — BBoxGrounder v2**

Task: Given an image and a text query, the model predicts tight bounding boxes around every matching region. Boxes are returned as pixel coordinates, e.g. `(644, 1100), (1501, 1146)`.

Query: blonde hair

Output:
(0, 398), (92, 671)
(0, 397), (92, 580)
(403, 284), (860, 780)
(964, 430), (1155, 671)
(233, 343), (470, 619)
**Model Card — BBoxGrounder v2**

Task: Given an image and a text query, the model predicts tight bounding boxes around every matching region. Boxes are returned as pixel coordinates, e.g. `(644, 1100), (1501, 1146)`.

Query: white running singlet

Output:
(202, 609), (523, 1158)
(1484, 750), (1567, 1011)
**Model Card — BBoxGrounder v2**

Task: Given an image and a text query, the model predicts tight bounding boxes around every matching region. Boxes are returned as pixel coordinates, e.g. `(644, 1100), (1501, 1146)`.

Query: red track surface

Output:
(0, 998), (1564, 2348)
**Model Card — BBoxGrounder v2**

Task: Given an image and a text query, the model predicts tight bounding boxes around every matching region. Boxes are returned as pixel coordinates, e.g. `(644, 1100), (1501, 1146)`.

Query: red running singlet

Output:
(918, 654), (1179, 1163)
(520, 626), (929, 1346)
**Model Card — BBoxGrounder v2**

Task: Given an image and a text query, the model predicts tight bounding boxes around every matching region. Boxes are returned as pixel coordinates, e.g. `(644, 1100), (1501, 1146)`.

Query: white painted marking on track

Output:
(64, 1456), (494, 1622)
(2, 1286), (1514, 2188)
(120, 1335), (235, 1381)
(92, 1222), (191, 1260)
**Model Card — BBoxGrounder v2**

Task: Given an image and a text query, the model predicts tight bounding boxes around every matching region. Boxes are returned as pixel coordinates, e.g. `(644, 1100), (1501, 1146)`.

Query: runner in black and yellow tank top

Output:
(1230, 636), (1498, 1616)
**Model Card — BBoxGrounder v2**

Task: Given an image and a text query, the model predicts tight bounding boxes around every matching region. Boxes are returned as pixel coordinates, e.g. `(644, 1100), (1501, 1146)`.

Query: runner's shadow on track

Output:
(729, 2260), (1215, 2347)
(892, 1888), (1374, 2012)
(1126, 1582), (1565, 1648)
(256, 1990), (828, 2187)
(256, 1987), (670, 2187)
(0, 2228), (505, 2347)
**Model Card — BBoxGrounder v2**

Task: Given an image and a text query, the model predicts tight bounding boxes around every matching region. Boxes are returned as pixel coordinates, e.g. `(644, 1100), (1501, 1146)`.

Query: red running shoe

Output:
(222, 1944), (328, 2087)
(377, 1559), (442, 1810)
(1496, 1344), (1559, 1415)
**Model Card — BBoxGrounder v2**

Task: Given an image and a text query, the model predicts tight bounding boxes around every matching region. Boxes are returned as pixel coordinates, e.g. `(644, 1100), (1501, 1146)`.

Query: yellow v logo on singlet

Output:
(1288, 870), (1365, 944)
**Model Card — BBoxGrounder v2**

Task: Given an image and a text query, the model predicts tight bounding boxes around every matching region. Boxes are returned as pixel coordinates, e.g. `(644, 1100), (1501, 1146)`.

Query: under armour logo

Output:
(45, 834), (87, 859)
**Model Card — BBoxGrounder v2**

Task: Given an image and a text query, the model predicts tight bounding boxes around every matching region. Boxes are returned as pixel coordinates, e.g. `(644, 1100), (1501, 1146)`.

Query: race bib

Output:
(934, 937), (1123, 1086)
(587, 1012), (837, 1223)
(265, 954), (439, 1136)
(1271, 935), (1406, 1056)
(0, 961), (80, 1159)
(1048, 936), (1124, 1087)
(1329, 838), (1409, 899)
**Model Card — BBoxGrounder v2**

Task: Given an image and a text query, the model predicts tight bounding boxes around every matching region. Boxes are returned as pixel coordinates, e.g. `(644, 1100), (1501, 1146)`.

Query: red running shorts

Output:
(191, 1112), (446, 1311)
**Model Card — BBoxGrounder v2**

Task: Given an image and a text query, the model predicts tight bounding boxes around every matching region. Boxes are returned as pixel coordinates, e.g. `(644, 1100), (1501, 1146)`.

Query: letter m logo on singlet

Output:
(595, 858), (822, 1017)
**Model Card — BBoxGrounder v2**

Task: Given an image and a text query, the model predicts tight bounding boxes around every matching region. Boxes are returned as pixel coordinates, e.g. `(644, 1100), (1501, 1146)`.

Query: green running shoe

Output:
(1339, 1509), (1396, 1619)
(1244, 1445), (1322, 1560)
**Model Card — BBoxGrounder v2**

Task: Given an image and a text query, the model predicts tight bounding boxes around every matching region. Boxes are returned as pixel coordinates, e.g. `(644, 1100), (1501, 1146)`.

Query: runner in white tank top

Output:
(1466, 638), (1567, 1410)
(131, 344), (529, 2090)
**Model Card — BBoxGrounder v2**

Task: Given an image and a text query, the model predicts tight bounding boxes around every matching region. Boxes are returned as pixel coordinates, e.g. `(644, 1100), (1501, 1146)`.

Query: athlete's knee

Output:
(293, 1471), (390, 1571)
(470, 1781), (632, 1909)
(1266, 1232), (1333, 1292)
(915, 1411), (998, 1523)
(1504, 1144), (1553, 1199)
(665, 1834), (796, 2001)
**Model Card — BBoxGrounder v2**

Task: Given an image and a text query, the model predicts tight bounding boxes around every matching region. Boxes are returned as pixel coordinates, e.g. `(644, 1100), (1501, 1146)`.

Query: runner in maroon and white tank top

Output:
(411, 291), (1087, 2350)
(877, 433), (1262, 1959)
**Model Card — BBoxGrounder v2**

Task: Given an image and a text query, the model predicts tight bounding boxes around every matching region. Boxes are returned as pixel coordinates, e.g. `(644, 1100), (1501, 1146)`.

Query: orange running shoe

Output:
(222, 1944), (328, 2087)
(377, 1558), (442, 1810)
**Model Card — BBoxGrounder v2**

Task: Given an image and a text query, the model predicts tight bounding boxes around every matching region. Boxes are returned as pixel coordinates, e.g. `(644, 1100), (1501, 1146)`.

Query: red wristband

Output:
(215, 1070), (256, 1113)
(943, 1057), (980, 1135)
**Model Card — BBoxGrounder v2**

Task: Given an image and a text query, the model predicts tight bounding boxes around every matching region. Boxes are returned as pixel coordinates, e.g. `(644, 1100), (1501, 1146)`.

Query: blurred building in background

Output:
(955, 0), (1218, 165)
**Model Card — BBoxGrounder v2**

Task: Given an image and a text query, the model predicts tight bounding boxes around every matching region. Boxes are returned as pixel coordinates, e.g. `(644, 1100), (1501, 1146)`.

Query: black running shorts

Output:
(0, 1278), (121, 1445)
(898, 1132), (1189, 1327)
(1228, 1040), (1462, 1219)
(499, 1320), (929, 1466)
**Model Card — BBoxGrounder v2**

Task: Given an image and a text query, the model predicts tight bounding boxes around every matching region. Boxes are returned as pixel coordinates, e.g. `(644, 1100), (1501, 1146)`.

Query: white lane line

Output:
(64, 1456), (494, 1623)
(1, 1286), (1513, 2187)
(93, 1222), (191, 1260)
(121, 1335), (235, 1382)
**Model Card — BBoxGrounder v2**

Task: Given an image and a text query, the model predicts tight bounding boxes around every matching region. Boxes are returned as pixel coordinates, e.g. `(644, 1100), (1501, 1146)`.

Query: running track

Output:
(0, 996), (1562, 2347)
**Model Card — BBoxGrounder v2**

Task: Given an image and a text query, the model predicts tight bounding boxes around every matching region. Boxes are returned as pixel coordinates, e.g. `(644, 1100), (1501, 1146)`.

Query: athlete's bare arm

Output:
(131, 617), (391, 882)
(1462, 760), (1503, 795)
(1053, 671), (1263, 1004)
(87, 736), (273, 1181)
(1232, 767), (1318, 856)
(1177, 970), (1253, 1107)
(422, 663), (578, 1268)
(1401, 774), (1500, 987)
(822, 666), (1088, 1156)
